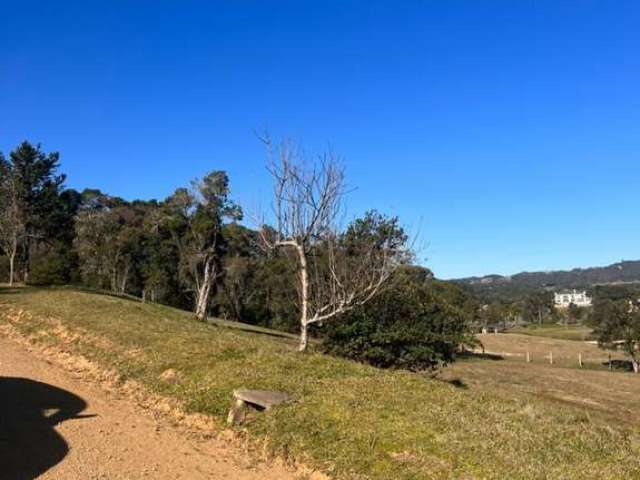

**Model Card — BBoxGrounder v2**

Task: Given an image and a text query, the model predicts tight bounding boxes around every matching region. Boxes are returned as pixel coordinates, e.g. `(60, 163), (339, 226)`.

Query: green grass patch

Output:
(1, 286), (638, 479)
(508, 324), (595, 341)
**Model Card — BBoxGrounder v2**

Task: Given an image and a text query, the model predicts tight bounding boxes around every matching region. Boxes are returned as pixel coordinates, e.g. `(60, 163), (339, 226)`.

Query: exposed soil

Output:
(0, 337), (306, 480)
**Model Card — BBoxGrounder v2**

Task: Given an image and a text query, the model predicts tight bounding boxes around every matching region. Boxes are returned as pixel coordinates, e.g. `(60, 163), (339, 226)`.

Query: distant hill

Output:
(454, 260), (640, 301)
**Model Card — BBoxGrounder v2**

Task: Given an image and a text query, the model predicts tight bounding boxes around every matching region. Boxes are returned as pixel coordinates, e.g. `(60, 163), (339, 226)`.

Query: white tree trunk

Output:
(299, 321), (308, 352)
(9, 253), (16, 287)
(8, 236), (17, 286)
(296, 244), (310, 352)
(195, 259), (214, 320)
(9, 255), (15, 287)
(119, 264), (130, 294)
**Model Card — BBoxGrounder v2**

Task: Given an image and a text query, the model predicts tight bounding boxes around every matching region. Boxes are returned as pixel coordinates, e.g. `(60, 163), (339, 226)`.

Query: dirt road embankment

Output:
(0, 337), (302, 479)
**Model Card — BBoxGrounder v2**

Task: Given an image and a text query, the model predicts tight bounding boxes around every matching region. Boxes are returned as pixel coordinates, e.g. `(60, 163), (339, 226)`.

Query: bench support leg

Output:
(227, 399), (247, 426)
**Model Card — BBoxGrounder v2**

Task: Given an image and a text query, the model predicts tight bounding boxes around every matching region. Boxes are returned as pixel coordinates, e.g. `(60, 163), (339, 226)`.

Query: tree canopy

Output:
(0, 139), (477, 372)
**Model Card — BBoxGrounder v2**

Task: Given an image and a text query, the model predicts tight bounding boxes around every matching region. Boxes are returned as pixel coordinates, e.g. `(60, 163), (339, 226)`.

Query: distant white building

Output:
(554, 290), (592, 308)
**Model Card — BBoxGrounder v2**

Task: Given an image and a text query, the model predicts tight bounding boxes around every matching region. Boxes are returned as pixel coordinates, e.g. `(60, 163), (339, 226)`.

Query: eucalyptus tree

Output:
(162, 171), (242, 320)
(138, 203), (179, 304)
(74, 192), (146, 294)
(0, 153), (21, 285)
(215, 223), (261, 321)
(522, 290), (555, 325)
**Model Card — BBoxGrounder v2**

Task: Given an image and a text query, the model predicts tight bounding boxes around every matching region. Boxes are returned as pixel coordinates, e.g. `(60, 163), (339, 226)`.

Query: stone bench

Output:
(227, 389), (291, 426)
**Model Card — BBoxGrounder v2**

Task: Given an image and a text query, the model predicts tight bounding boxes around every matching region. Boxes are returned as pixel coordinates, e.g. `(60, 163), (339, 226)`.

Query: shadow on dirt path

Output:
(0, 377), (93, 480)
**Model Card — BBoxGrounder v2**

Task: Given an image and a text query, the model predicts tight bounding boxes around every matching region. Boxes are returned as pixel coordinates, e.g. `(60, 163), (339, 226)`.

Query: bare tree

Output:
(258, 137), (409, 351)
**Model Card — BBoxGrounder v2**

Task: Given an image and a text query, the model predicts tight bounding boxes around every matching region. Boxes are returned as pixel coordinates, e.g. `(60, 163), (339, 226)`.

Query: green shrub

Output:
(28, 249), (79, 286)
(323, 267), (474, 371)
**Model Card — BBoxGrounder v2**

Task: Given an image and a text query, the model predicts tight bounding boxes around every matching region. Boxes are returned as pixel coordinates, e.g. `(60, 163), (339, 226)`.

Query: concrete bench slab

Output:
(227, 389), (291, 426)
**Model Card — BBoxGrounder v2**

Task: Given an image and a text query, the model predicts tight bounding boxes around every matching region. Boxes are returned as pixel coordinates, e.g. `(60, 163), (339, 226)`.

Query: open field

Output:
(443, 358), (640, 427)
(476, 332), (626, 369)
(507, 324), (595, 341)
(443, 332), (640, 430)
(2, 287), (640, 479)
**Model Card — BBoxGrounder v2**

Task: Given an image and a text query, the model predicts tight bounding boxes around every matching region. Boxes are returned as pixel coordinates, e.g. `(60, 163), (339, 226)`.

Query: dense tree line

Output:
(1, 140), (476, 368)
(7, 141), (636, 371)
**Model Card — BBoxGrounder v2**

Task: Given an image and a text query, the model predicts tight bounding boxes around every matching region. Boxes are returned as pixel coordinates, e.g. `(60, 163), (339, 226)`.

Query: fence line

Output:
(471, 347), (625, 371)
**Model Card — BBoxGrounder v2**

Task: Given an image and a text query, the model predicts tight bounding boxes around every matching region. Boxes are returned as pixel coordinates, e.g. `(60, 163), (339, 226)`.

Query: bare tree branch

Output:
(258, 137), (408, 351)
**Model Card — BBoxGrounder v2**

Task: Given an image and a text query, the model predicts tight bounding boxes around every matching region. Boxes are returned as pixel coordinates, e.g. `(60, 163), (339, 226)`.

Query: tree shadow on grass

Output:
(0, 286), (31, 296)
(603, 359), (635, 372)
(457, 351), (504, 361)
(444, 378), (468, 389)
(0, 377), (94, 480)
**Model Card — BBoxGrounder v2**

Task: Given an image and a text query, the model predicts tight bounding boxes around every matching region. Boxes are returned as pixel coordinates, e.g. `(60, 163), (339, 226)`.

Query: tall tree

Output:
(74, 193), (144, 293)
(259, 137), (409, 351)
(138, 203), (180, 305)
(0, 153), (22, 285)
(593, 298), (640, 373)
(214, 224), (261, 321)
(28, 187), (83, 286)
(0, 142), (65, 284)
(162, 172), (241, 320)
(522, 290), (554, 325)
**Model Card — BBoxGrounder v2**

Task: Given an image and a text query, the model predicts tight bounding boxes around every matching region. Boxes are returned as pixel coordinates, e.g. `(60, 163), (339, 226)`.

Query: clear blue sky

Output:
(2, 1), (639, 279)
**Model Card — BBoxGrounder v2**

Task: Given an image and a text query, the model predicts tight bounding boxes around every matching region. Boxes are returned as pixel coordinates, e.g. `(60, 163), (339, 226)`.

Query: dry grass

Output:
(2, 286), (640, 479)
(476, 332), (625, 368)
(444, 332), (640, 428)
(442, 360), (640, 427)
(507, 324), (595, 341)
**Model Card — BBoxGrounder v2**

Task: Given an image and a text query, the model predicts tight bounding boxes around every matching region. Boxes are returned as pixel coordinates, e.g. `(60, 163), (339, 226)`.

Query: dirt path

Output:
(0, 337), (302, 480)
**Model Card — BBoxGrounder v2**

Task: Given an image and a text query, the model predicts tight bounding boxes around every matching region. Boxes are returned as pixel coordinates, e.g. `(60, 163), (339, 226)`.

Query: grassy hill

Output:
(1, 286), (640, 479)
